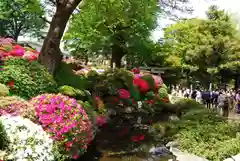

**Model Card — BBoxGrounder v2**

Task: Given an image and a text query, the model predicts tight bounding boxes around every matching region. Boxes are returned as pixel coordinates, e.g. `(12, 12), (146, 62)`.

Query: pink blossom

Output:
(96, 115), (107, 127)
(118, 89), (130, 99)
(29, 94), (94, 158)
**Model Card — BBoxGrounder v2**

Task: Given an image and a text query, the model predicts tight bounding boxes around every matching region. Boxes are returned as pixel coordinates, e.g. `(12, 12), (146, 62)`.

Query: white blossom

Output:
(0, 116), (55, 161)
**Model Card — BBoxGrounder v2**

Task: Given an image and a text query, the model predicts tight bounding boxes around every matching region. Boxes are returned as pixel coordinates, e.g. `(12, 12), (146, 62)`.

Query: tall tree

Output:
(38, 0), (193, 74)
(0, 0), (45, 41)
(64, 0), (159, 68)
(38, 0), (82, 75)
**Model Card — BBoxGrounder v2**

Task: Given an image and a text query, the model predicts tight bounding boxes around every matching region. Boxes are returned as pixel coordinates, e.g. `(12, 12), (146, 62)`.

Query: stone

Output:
(166, 141), (179, 148)
(169, 115), (180, 121)
(149, 146), (170, 156)
(170, 147), (209, 161)
(223, 154), (240, 161)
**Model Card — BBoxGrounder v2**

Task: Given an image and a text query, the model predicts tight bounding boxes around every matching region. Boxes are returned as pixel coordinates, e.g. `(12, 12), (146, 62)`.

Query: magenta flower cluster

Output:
(29, 94), (93, 159)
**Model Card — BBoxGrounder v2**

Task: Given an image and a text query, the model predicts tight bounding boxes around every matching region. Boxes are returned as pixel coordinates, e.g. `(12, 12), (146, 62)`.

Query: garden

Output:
(0, 38), (240, 161)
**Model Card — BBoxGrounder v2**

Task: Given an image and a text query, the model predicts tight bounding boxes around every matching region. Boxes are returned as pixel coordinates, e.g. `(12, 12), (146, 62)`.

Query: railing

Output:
(139, 66), (164, 75)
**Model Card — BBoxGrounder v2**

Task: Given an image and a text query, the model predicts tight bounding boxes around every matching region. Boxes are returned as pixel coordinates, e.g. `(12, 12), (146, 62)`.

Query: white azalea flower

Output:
(0, 116), (55, 161)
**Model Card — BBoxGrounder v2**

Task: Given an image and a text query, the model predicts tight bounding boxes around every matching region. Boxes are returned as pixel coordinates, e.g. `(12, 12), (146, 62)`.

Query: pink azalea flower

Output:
(118, 89), (130, 99)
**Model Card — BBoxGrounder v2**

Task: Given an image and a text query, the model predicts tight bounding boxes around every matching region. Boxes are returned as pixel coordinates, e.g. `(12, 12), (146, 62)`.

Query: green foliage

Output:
(166, 99), (240, 161)
(58, 85), (76, 97)
(58, 85), (91, 101)
(161, 84), (168, 90)
(99, 68), (134, 95)
(0, 0), (46, 40)
(0, 84), (9, 96)
(55, 62), (89, 90)
(0, 58), (57, 99)
(158, 87), (169, 99)
(0, 121), (7, 150)
(64, 0), (159, 66)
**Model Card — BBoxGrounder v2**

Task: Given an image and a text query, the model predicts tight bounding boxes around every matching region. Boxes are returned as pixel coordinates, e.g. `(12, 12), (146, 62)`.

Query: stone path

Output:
(228, 112), (240, 120)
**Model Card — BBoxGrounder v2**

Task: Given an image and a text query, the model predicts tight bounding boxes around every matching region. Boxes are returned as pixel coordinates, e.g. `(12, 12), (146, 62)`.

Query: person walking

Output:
(195, 89), (202, 103)
(217, 91), (229, 117)
(236, 90), (240, 114)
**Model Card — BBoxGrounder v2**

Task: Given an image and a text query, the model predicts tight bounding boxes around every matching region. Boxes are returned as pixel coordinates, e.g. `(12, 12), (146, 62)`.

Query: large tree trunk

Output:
(38, 0), (81, 75)
(111, 45), (125, 68)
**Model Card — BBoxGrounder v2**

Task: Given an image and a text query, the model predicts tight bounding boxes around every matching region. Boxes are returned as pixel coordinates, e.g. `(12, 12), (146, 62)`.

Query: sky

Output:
(152, 0), (240, 41)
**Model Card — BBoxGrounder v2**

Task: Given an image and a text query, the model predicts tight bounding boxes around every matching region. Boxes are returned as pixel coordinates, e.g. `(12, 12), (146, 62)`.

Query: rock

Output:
(107, 109), (116, 116)
(124, 107), (134, 113)
(223, 154), (240, 161)
(166, 141), (179, 148)
(170, 147), (209, 161)
(149, 146), (170, 156)
(169, 115), (180, 121)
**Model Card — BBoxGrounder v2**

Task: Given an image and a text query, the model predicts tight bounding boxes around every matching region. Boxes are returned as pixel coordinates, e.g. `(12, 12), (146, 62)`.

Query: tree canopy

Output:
(163, 5), (240, 87)
(0, 0), (46, 41)
(64, 0), (160, 68)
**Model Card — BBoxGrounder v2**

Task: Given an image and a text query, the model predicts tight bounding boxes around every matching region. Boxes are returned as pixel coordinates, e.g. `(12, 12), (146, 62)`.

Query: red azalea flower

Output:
(131, 134), (145, 142)
(112, 96), (119, 104)
(162, 97), (169, 103)
(7, 80), (15, 88)
(133, 78), (149, 93)
(14, 45), (24, 50)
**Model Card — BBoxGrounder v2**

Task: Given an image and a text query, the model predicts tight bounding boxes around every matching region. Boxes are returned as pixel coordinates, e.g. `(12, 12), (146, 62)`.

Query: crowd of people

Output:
(171, 86), (240, 117)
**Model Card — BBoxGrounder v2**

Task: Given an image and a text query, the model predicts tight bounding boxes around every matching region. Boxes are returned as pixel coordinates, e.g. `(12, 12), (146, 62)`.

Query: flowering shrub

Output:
(0, 96), (36, 121)
(0, 37), (39, 61)
(0, 58), (57, 99)
(29, 94), (94, 158)
(0, 116), (55, 160)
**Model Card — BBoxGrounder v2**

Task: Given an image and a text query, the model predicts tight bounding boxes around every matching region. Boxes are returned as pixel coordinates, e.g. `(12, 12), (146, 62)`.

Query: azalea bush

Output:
(92, 68), (169, 117)
(0, 96), (36, 121)
(0, 116), (56, 160)
(0, 38), (39, 61)
(29, 94), (94, 159)
(0, 58), (57, 99)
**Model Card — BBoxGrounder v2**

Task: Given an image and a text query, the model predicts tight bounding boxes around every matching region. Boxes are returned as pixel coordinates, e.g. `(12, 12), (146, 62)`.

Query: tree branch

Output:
(40, 16), (51, 24)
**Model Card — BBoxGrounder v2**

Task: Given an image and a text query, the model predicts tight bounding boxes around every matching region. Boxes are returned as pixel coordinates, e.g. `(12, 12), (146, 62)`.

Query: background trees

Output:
(0, 0), (45, 41)
(163, 5), (240, 88)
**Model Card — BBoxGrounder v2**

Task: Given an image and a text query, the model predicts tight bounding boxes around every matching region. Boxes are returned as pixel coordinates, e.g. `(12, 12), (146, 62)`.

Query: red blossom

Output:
(162, 97), (169, 103)
(131, 134), (145, 142)
(7, 80), (15, 88)
(133, 78), (149, 93)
